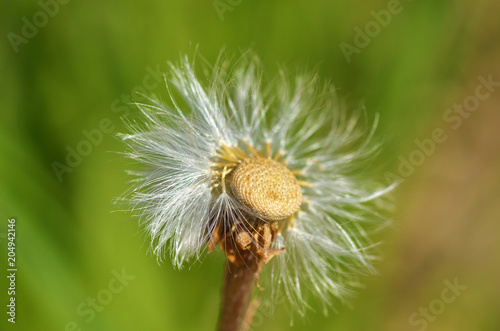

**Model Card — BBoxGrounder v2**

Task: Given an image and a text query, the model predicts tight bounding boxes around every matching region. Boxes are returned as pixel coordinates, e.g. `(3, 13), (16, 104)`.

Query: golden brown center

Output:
(230, 158), (303, 221)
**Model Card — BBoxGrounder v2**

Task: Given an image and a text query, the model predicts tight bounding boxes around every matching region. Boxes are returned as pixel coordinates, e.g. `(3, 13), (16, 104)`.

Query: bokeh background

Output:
(1, 0), (499, 330)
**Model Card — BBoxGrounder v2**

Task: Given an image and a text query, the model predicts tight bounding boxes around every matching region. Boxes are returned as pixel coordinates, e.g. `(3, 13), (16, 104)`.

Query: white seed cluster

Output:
(230, 157), (303, 221)
(123, 54), (395, 316)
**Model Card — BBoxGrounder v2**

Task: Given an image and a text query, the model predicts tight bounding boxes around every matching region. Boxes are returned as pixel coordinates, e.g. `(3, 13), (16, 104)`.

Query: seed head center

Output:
(230, 157), (303, 221)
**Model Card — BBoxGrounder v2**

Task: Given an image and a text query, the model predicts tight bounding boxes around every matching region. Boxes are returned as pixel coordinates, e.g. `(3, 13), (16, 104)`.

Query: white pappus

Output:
(121, 52), (395, 317)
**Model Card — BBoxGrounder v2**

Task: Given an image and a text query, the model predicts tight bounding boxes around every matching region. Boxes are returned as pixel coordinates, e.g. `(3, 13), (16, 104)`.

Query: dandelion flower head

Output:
(122, 53), (394, 316)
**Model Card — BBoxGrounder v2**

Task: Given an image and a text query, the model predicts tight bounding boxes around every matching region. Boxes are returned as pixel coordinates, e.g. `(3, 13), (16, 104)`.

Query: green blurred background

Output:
(1, 0), (499, 330)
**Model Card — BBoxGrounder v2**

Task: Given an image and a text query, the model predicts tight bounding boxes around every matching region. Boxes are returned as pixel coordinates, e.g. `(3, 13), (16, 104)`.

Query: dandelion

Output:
(121, 52), (395, 331)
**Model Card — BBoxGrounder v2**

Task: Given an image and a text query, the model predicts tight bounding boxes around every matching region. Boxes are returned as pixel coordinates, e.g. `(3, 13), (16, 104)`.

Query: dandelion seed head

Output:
(121, 51), (395, 317)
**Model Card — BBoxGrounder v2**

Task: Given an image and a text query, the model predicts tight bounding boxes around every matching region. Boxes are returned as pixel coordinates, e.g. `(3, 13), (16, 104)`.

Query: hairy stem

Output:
(218, 258), (258, 331)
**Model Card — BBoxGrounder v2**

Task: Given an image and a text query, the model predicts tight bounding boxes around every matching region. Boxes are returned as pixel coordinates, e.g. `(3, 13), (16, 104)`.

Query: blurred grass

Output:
(1, 0), (500, 330)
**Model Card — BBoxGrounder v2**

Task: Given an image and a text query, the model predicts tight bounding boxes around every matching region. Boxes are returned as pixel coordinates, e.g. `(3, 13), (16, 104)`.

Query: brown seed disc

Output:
(230, 157), (303, 221)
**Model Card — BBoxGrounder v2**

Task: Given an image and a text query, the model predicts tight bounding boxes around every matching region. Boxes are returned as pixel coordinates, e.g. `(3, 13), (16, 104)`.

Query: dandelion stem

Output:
(218, 258), (258, 331)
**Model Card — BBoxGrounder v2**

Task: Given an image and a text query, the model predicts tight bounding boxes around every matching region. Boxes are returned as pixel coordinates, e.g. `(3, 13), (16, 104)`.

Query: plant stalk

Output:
(218, 257), (258, 331)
